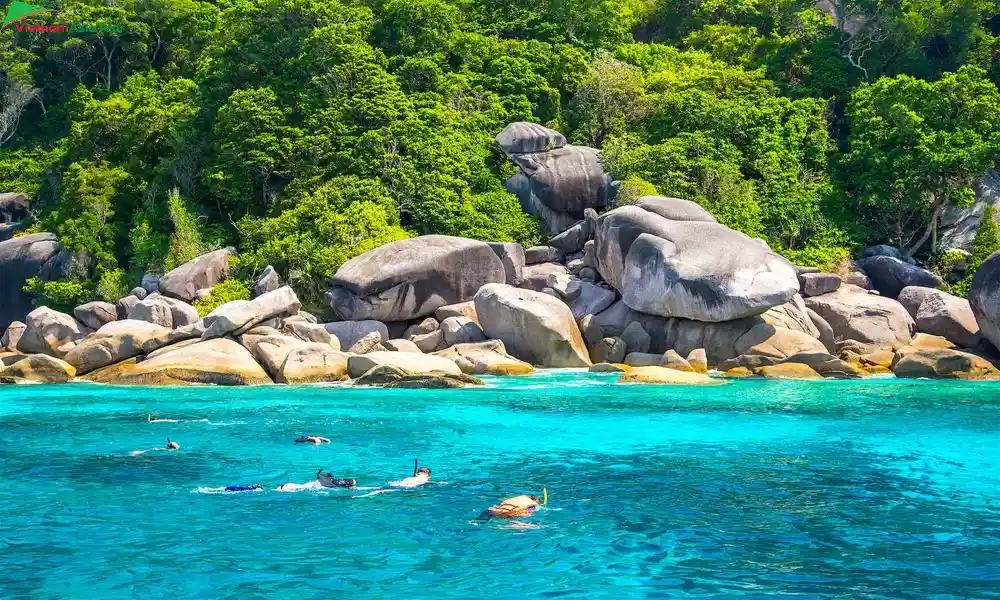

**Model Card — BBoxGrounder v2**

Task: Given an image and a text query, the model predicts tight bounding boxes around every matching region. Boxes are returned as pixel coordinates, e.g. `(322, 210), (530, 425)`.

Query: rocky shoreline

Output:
(3, 122), (1000, 387)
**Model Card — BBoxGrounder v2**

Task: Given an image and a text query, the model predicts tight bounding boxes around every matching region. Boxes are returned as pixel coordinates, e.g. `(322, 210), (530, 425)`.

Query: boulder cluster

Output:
(4, 122), (1000, 385)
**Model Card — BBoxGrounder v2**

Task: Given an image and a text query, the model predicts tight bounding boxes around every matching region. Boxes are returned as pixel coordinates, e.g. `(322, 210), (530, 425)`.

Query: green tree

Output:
(955, 204), (1000, 296)
(842, 65), (1000, 256)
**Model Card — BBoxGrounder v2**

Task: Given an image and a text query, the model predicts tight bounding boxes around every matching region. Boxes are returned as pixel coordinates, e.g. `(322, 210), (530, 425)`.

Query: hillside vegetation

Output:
(4, 0), (1000, 308)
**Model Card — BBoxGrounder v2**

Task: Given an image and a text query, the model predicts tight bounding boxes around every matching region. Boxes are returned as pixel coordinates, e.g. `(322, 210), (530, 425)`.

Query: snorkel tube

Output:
(541, 488), (548, 506)
(413, 458), (419, 477)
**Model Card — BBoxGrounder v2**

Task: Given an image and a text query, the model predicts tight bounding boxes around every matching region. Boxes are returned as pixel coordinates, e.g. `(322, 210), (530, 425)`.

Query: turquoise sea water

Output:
(1, 372), (999, 599)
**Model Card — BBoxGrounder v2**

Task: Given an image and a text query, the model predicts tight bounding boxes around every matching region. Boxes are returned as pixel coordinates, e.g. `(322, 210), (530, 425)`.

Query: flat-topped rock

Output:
(85, 338), (272, 385)
(618, 366), (719, 385)
(798, 273), (841, 297)
(347, 351), (462, 378)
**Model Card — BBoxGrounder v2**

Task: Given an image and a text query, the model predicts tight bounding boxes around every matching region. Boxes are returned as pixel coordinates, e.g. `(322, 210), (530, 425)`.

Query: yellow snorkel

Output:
(541, 488), (548, 506)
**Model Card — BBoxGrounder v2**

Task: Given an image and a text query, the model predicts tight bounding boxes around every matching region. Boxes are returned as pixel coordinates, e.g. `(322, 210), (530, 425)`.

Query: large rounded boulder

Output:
(969, 249), (1000, 351)
(327, 236), (506, 322)
(495, 122), (567, 156)
(805, 284), (915, 351)
(0, 233), (63, 332)
(158, 248), (234, 302)
(594, 206), (798, 321)
(897, 286), (981, 348)
(510, 145), (614, 216)
(17, 306), (87, 358)
(858, 255), (943, 299)
(474, 283), (591, 367)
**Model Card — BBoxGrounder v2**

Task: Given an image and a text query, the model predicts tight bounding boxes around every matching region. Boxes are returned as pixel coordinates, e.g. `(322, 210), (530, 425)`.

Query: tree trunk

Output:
(906, 200), (944, 259)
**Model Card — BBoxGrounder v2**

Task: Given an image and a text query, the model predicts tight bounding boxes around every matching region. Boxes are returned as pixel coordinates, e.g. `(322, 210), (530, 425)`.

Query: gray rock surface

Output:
(798, 272), (841, 297)
(805, 284), (915, 351)
(488, 242), (525, 286)
(506, 172), (581, 234)
(434, 301), (478, 324)
(495, 122), (567, 156)
(73, 301), (117, 331)
(158, 247), (234, 302)
(17, 306), (86, 358)
(383, 339), (423, 353)
(2, 320), (25, 352)
(323, 320), (388, 350)
(347, 351), (462, 378)
(129, 287), (148, 300)
(474, 283), (591, 367)
(440, 316), (486, 346)
(589, 336), (626, 364)
(859, 256), (943, 299)
(116, 295), (139, 319)
(620, 321), (651, 354)
(410, 329), (445, 353)
(524, 246), (565, 265)
(594, 206), (798, 321)
(128, 294), (199, 329)
(403, 317), (439, 339)
(806, 308), (837, 353)
(0, 232), (63, 332)
(202, 286), (300, 339)
(509, 145), (614, 216)
(970, 249), (1000, 351)
(327, 235), (505, 321)
(254, 265), (282, 298)
(548, 220), (591, 254)
(280, 320), (338, 348)
(521, 262), (572, 292)
(633, 196), (717, 223)
(897, 286), (981, 348)
(348, 331), (384, 354)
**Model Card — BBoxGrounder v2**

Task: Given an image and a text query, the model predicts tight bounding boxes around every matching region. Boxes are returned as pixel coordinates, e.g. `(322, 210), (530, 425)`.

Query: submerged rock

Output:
(347, 351), (462, 378)
(617, 366), (719, 385)
(755, 363), (823, 379)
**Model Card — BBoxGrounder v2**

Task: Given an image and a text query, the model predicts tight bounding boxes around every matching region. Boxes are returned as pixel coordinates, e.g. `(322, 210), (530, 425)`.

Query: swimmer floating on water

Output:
(130, 438), (180, 456)
(478, 489), (547, 520)
(294, 435), (330, 444)
(224, 484), (263, 492)
(279, 469), (356, 491)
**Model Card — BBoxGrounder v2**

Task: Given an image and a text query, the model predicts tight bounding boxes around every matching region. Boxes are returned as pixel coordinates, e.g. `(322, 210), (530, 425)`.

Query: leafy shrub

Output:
(22, 277), (94, 313)
(193, 279), (252, 317)
(614, 176), (657, 206)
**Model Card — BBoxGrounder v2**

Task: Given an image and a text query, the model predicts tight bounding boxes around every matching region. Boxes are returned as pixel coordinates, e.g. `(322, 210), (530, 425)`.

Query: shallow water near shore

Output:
(1, 372), (999, 599)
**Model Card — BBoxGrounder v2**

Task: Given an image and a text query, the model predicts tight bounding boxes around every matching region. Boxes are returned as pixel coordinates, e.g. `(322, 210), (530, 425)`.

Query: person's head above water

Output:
(416, 466), (431, 477)
(166, 438), (180, 450)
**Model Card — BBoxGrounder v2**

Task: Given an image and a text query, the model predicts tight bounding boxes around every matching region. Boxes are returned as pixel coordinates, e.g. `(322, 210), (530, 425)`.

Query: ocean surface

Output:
(1, 372), (999, 599)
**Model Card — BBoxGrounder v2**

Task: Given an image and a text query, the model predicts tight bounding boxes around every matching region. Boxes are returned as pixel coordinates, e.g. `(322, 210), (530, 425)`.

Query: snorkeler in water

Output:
(224, 484), (263, 492)
(394, 459), (432, 488)
(294, 435), (331, 444)
(478, 489), (547, 520)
